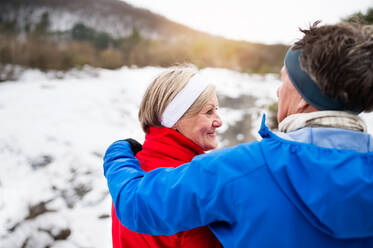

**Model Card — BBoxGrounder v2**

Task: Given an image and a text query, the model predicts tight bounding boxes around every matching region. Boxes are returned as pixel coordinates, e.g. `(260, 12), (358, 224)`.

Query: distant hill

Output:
(0, 0), (209, 39)
(0, 0), (288, 77)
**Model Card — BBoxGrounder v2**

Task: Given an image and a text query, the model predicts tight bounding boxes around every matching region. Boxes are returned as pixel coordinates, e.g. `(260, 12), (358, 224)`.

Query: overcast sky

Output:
(122, 0), (373, 44)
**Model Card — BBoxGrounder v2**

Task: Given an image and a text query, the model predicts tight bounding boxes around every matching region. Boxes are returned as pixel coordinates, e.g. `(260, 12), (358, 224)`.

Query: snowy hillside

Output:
(0, 67), (372, 247)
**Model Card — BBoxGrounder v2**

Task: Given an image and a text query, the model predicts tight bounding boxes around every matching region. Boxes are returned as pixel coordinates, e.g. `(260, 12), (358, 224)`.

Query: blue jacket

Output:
(104, 116), (373, 248)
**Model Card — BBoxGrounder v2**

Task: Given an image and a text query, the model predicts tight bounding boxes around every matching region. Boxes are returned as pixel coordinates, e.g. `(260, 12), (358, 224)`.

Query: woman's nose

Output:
(213, 114), (223, 128)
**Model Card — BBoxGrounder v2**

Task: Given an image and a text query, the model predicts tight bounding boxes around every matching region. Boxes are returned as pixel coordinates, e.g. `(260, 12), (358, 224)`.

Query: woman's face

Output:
(174, 94), (222, 151)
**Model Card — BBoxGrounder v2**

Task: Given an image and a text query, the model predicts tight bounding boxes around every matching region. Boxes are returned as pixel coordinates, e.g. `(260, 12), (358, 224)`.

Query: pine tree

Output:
(345, 8), (373, 24)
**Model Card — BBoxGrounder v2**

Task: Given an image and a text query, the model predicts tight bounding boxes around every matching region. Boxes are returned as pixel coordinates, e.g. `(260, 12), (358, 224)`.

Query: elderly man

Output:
(103, 22), (373, 248)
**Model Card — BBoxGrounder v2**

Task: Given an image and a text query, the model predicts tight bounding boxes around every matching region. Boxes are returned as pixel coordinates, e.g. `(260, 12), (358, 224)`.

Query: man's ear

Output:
(296, 98), (309, 112)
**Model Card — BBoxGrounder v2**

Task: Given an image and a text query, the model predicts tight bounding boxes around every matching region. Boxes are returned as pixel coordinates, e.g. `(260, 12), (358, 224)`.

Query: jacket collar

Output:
(136, 126), (204, 170)
(259, 114), (373, 152)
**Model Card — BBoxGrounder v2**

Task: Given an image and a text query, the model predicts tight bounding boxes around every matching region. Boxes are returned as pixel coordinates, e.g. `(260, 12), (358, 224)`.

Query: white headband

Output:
(160, 71), (211, 128)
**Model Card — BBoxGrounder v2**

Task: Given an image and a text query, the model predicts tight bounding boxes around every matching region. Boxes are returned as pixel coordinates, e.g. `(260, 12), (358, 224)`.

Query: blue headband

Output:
(284, 48), (350, 112)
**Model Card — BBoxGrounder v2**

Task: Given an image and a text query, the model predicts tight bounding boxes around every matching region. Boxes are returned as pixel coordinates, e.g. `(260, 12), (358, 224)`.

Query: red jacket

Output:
(111, 126), (221, 248)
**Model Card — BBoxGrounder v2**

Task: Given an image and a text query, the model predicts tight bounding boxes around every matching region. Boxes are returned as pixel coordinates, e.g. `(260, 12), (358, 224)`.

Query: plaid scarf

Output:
(278, 111), (367, 133)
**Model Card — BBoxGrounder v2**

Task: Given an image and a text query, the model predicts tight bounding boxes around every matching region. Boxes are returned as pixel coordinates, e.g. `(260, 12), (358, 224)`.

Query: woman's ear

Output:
(172, 122), (179, 131)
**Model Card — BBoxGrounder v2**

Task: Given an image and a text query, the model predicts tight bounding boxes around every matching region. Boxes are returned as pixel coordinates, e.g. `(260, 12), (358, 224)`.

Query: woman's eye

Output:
(206, 109), (213, 115)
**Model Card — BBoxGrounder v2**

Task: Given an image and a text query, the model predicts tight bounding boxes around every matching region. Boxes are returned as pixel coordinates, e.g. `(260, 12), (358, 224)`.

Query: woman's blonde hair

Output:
(139, 65), (216, 132)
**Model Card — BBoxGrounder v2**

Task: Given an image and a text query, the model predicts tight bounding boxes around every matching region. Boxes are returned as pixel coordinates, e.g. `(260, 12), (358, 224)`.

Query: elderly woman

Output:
(111, 66), (223, 247)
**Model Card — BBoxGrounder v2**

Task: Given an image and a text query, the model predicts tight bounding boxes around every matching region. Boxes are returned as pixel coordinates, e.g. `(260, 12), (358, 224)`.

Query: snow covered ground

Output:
(0, 66), (372, 247)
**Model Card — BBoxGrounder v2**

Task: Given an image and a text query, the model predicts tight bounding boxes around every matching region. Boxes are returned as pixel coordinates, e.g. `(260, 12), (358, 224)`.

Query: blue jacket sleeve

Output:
(103, 140), (239, 235)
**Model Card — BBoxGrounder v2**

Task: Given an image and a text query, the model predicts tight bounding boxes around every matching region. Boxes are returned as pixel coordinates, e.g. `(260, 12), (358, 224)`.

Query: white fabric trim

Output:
(160, 71), (211, 128)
